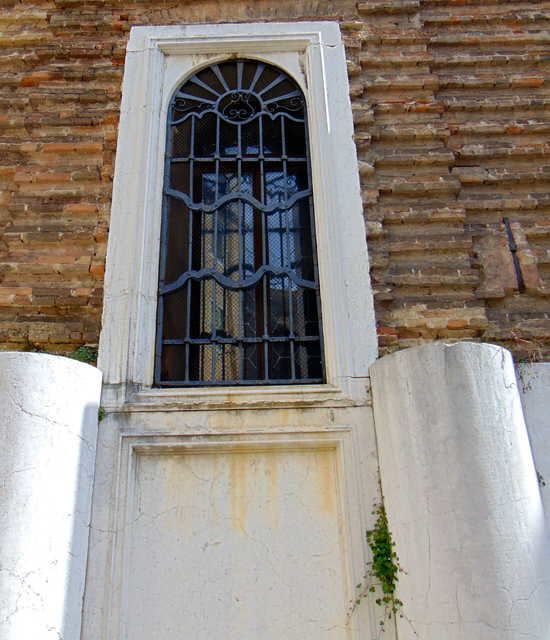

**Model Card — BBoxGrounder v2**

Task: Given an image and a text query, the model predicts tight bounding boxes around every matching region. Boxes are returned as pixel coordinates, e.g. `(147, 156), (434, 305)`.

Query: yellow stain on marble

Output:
(312, 450), (336, 515)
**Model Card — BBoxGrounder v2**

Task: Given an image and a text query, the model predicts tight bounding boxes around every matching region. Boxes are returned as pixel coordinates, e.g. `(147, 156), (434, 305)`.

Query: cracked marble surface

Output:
(371, 342), (550, 640)
(81, 401), (381, 640)
(0, 352), (102, 640)
(125, 448), (348, 639)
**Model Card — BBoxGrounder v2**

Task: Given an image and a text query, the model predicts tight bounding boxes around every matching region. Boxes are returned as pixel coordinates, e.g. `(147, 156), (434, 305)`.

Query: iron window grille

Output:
(155, 59), (325, 386)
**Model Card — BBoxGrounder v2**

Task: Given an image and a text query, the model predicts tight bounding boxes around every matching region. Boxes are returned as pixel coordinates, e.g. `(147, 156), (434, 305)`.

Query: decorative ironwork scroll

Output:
(155, 59), (325, 386)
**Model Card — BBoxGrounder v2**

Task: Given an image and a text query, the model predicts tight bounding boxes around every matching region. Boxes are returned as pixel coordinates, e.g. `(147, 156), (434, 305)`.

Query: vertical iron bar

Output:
(260, 121), (269, 381)
(281, 116), (296, 381)
(223, 166), (229, 380)
(199, 120), (207, 382)
(237, 61), (244, 90)
(259, 114), (265, 381)
(211, 116), (221, 382)
(184, 115), (196, 382)
(237, 122), (244, 381)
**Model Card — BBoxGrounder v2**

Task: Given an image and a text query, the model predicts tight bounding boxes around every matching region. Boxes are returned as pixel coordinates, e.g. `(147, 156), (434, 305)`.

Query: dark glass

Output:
(155, 59), (324, 386)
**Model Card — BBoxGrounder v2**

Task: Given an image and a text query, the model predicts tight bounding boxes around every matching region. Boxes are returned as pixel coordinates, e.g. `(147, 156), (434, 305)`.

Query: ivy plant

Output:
(68, 345), (98, 365)
(366, 504), (403, 619)
(350, 503), (404, 634)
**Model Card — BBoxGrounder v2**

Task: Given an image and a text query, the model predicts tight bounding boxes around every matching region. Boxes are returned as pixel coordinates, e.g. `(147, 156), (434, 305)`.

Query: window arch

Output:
(155, 59), (325, 386)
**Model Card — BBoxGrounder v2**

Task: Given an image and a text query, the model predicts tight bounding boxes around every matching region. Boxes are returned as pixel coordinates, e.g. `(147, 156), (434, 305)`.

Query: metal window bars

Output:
(155, 59), (325, 386)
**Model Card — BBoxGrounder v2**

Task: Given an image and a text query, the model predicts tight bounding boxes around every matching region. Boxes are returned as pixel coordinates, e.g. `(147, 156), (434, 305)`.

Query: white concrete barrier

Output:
(518, 362), (550, 525)
(370, 342), (550, 640)
(0, 352), (102, 640)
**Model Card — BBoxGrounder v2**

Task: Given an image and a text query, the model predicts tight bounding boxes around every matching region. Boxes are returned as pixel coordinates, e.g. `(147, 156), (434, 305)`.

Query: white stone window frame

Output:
(98, 22), (377, 409)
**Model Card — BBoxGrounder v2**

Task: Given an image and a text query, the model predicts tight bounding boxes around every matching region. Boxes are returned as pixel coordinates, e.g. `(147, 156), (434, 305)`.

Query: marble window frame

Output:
(98, 22), (377, 410)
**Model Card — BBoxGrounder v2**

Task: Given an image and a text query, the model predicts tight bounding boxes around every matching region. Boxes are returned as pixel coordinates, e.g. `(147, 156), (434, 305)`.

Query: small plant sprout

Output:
(348, 502), (406, 635)
(69, 345), (98, 365)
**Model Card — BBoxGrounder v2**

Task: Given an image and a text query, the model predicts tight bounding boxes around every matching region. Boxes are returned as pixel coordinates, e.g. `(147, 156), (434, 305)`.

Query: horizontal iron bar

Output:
(165, 187), (311, 213)
(163, 336), (320, 345)
(171, 156), (308, 163)
(161, 265), (317, 294)
(170, 108), (304, 127)
(155, 378), (324, 387)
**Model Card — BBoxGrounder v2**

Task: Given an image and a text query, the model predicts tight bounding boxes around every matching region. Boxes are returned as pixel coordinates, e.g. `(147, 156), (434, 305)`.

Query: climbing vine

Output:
(350, 503), (404, 634)
(366, 504), (403, 619)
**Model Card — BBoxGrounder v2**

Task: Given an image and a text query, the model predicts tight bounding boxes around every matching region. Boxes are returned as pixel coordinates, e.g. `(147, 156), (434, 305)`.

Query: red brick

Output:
(447, 320), (469, 330)
(0, 0), (549, 362)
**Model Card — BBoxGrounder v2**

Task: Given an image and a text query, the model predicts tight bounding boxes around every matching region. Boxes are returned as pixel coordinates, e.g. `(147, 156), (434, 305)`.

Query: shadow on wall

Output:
(517, 362), (550, 528)
(62, 401), (101, 640)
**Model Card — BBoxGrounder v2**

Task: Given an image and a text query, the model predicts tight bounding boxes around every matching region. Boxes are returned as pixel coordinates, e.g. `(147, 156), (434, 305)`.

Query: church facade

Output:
(1, 2), (550, 639)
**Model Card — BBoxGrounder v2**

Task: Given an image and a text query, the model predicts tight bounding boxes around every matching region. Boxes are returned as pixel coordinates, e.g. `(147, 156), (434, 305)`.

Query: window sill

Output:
(101, 380), (371, 413)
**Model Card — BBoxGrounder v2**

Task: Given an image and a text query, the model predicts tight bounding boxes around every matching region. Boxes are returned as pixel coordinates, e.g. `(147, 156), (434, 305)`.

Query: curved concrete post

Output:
(0, 352), (102, 640)
(370, 342), (550, 640)
(517, 363), (550, 526)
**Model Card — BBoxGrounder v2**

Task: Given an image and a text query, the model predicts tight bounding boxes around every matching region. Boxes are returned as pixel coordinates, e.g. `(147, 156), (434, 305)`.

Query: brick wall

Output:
(1, 0), (549, 361)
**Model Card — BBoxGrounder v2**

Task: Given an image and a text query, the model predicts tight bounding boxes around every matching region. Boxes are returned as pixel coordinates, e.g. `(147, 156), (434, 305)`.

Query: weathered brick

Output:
(42, 142), (103, 153)
(0, 0), (548, 362)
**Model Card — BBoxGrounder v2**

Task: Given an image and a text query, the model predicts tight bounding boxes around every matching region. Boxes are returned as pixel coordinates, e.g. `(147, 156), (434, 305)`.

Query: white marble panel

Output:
(121, 446), (349, 639)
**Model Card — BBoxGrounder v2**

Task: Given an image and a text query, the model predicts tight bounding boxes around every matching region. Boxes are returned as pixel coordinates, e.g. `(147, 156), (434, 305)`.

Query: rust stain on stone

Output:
(312, 451), (336, 515)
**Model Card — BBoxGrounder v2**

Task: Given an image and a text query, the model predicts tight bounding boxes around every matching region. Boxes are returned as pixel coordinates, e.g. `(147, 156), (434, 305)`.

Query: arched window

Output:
(155, 59), (325, 386)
